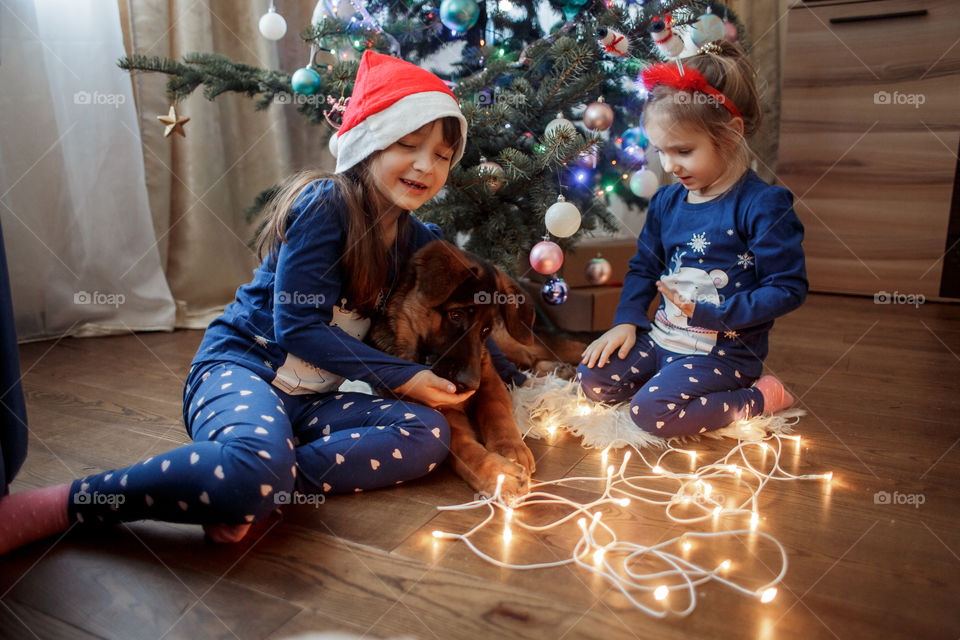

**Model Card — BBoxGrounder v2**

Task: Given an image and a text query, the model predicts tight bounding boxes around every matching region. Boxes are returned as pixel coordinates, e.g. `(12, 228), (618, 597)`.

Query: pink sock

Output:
(754, 375), (795, 415)
(0, 484), (71, 555)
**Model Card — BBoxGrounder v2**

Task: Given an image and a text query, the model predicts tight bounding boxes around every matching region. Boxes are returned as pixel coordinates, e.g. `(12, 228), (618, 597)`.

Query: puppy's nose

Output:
(453, 370), (480, 393)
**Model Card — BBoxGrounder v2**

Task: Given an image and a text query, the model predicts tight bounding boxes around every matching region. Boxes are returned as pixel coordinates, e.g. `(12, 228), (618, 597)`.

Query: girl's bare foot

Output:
(203, 522), (251, 543)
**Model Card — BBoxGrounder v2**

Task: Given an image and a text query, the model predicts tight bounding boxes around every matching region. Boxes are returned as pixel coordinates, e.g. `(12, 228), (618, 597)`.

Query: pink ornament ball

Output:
(724, 21), (739, 43)
(529, 240), (564, 274)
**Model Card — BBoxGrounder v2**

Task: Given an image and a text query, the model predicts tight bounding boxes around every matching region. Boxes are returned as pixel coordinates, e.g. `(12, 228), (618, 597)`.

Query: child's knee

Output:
(405, 406), (451, 460)
(628, 394), (665, 434)
(577, 364), (617, 402)
(215, 440), (297, 521)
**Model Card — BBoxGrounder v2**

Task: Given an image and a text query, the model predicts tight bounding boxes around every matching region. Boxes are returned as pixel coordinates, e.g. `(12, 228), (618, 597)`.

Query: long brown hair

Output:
(256, 116), (463, 316)
(643, 40), (762, 168)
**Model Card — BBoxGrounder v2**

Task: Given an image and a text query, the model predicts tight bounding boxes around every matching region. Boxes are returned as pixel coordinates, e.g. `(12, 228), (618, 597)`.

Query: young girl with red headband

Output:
(579, 40), (808, 437)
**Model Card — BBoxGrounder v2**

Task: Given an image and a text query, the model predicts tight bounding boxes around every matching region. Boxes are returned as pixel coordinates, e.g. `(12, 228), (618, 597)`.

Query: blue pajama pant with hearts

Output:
(577, 334), (764, 437)
(67, 361), (450, 526)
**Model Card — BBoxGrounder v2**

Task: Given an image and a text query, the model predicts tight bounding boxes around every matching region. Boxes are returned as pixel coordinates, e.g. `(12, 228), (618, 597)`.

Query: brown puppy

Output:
(369, 240), (537, 498)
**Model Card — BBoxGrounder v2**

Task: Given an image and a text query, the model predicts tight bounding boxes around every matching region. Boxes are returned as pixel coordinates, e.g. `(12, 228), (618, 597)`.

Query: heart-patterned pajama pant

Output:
(577, 334), (764, 437)
(67, 361), (450, 526)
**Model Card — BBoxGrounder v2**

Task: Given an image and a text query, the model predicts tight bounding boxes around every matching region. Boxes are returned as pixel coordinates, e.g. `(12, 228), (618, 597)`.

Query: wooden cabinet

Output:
(777, 0), (960, 298)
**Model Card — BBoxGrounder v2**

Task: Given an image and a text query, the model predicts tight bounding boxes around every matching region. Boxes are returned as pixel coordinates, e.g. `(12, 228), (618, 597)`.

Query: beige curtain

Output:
(728, 0), (791, 183)
(120, 0), (334, 327)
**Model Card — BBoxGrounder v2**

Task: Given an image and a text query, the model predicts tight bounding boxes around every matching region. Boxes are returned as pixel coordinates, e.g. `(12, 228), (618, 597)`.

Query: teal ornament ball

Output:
(291, 66), (321, 95)
(690, 13), (725, 47)
(561, 0), (588, 21)
(439, 0), (479, 32)
(541, 278), (569, 305)
(621, 127), (647, 150)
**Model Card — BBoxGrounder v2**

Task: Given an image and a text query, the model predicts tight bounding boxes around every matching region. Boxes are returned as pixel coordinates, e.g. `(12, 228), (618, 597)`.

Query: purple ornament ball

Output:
(541, 277), (569, 305)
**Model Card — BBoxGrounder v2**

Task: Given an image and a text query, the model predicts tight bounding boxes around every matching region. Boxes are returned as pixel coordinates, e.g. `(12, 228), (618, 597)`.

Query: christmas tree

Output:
(119, 0), (746, 273)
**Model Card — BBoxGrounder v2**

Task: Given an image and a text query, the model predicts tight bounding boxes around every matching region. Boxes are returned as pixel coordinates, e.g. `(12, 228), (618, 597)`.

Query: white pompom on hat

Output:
(334, 50), (468, 174)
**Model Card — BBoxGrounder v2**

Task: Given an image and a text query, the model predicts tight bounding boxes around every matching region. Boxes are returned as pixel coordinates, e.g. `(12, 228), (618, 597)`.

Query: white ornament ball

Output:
(544, 199), (581, 238)
(259, 9), (287, 40)
(629, 169), (659, 198)
(545, 113), (575, 138)
(479, 160), (505, 192)
(328, 133), (339, 158)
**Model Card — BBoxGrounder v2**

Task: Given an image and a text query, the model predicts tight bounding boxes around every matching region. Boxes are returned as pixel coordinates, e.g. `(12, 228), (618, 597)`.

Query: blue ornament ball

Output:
(439, 0), (479, 32)
(291, 66), (321, 95)
(541, 278), (569, 305)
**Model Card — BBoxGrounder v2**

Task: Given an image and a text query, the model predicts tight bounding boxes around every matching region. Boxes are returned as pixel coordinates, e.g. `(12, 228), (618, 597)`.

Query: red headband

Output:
(641, 63), (742, 119)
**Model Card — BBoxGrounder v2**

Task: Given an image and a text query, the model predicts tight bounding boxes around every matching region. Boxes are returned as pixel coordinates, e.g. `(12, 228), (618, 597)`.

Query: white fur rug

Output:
(341, 373), (803, 450)
(510, 373), (804, 449)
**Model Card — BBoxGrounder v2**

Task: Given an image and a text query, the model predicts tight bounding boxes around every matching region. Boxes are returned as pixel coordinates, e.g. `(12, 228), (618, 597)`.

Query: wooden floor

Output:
(2, 293), (959, 640)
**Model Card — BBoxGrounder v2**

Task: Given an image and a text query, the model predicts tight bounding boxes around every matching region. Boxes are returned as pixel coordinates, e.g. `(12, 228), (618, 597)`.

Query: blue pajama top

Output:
(614, 170), (808, 376)
(192, 179), (525, 394)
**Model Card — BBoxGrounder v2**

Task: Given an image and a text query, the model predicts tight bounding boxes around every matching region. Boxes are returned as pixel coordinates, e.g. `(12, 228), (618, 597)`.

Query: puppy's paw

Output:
(476, 453), (529, 501)
(533, 360), (577, 380)
(488, 438), (536, 476)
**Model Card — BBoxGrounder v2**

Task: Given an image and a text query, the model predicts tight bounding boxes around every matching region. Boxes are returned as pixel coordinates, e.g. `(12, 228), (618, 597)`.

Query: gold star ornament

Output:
(157, 105), (190, 138)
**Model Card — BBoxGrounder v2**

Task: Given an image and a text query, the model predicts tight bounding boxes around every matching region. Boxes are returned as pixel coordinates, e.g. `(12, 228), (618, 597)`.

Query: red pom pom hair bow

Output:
(641, 63), (741, 119)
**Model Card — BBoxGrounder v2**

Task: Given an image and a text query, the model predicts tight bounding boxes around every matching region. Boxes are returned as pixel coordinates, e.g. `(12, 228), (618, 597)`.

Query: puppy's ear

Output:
(414, 240), (475, 307)
(495, 269), (535, 345)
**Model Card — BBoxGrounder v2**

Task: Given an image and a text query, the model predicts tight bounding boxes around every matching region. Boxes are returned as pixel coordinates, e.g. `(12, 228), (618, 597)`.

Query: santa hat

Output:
(334, 51), (468, 174)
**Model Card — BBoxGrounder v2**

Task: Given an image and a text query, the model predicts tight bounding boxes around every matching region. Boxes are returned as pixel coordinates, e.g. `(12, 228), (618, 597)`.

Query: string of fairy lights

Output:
(431, 421), (832, 617)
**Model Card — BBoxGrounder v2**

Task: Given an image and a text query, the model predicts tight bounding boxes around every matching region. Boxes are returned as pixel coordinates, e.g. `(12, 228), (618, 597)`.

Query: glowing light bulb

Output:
(654, 585), (669, 600)
(681, 540), (692, 552)
(593, 548), (605, 563)
(432, 530), (447, 538)
(760, 442), (768, 452)
(750, 511), (759, 530)
(687, 450), (697, 461)
(619, 498), (630, 507)
(727, 464), (737, 473)
(713, 506), (722, 517)
(622, 451), (631, 464)
(607, 464), (615, 477)
(577, 404), (592, 416)
(503, 524), (512, 543)
(505, 507), (513, 522)
(760, 587), (777, 603)
(823, 472), (833, 481)
(601, 448), (609, 467)
(735, 467), (743, 478)
(703, 482), (713, 498)
(652, 465), (664, 474)
(720, 560), (731, 571)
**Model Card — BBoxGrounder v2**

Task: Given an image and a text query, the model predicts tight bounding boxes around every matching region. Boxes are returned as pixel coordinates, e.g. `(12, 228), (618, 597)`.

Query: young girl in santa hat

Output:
(579, 40), (807, 437)
(0, 51), (527, 553)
